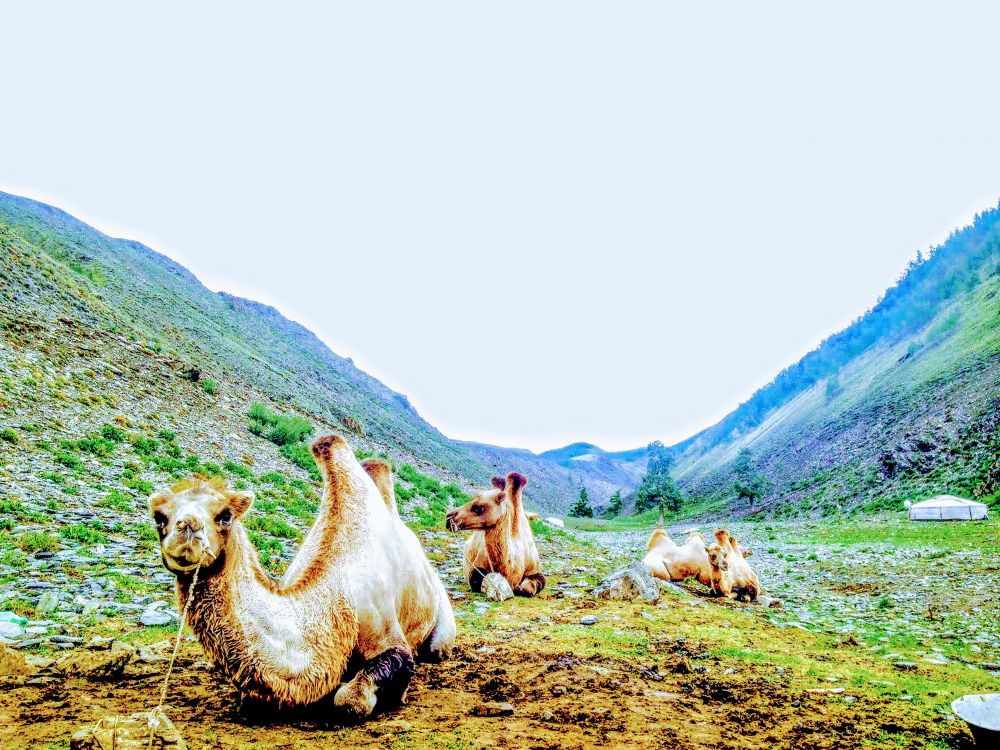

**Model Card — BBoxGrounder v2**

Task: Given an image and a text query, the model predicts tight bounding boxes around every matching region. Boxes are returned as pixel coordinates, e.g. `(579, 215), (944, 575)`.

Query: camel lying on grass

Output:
(445, 472), (546, 597)
(706, 529), (760, 602)
(150, 434), (456, 714)
(641, 528), (713, 586)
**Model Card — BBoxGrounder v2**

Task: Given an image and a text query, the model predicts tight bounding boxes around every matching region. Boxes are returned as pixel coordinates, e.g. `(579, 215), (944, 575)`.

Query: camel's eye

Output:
(154, 511), (168, 533)
(472, 504), (484, 515)
(216, 508), (233, 527)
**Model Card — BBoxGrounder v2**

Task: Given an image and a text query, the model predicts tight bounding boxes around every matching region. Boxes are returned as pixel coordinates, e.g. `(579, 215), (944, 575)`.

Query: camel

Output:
(705, 529), (760, 602)
(641, 528), (713, 586)
(149, 434), (456, 714)
(445, 472), (545, 597)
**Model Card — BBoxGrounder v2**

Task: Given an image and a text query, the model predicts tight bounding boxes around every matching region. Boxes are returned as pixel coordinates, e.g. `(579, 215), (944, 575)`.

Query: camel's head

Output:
(705, 529), (732, 575)
(149, 477), (254, 575)
(446, 472), (526, 532)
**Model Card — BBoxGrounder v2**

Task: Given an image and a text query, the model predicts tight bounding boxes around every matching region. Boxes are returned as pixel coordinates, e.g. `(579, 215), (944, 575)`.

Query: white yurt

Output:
(907, 495), (989, 521)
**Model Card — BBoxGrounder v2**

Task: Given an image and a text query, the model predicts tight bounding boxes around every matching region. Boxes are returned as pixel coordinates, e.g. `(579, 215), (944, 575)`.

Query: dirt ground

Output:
(1, 521), (994, 750)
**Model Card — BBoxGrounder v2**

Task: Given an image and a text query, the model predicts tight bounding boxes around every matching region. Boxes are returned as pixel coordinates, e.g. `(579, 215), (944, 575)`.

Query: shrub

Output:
(20, 530), (61, 553)
(100, 424), (128, 443)
(244, 514), (301, 540)
(157, 429), (177, 442)
(259, 471), (286, 486)
(100, 489), (133, 512)
(280, 442), (321, 481)
(0, 428), (18, 445)
(224, 460), (254, 480)
(247, 402), (313, 446)
(60, 522), (107, 545)
(131, 436), (160, 457)
(55, 452), (82, 470)
(201, 378), (217, 395)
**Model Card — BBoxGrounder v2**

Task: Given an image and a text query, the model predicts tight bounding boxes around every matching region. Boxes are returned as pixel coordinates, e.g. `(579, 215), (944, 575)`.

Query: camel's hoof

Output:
(334, 680), (377, 716)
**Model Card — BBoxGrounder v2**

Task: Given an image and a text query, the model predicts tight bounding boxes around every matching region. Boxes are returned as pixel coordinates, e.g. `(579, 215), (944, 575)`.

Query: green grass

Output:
(60, 521), (107, 545)
(248, 402), (313, 446)
(19, 530), (61, 553)
(201, 378), (217, 394)
(244, 514), (301, 540)
(0, 427), (18, 444)
(397, 463), (469, 528)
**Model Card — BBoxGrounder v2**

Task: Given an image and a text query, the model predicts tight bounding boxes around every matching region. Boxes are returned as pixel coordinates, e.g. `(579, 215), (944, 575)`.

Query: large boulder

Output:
(592, 563), (660, 605)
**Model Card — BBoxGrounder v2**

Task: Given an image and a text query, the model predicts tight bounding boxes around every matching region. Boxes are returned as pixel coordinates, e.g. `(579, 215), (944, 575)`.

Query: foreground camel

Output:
(445, 472), (545, 596)
(706, 529), (760, 601)
(149, 434), (456, 714)
(641, 528), (713, 586)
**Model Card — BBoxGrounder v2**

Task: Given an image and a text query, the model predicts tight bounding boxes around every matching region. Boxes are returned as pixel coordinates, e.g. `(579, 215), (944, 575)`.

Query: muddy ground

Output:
(1, 520), (997, 750)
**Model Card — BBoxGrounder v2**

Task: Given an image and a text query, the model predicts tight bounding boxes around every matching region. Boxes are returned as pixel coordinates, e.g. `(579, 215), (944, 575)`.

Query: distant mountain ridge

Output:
(671, 203), (1000, 514)
(0, 191), (638, 513)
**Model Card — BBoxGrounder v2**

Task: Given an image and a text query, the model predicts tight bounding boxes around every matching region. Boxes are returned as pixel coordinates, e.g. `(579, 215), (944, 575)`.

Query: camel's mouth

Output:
(445, 513), (494, 532)
(161, 541), (218, 574)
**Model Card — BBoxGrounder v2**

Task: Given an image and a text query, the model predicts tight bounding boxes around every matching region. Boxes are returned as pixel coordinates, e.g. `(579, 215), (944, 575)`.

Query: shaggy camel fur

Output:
(641, 528), (713, 586)
(150, 434), (456, 714)
(706, 529), (760, 601)
(445, 472), (545, 597)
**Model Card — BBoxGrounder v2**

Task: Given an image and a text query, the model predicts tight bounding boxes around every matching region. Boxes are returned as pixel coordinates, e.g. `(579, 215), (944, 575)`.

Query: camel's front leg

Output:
(334, 646), (415, 716)
(514, 572), (546, 597)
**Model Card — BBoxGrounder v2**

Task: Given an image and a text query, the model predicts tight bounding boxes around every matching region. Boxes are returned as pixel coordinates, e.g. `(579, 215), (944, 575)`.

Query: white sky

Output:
(3, 2), (999, 452)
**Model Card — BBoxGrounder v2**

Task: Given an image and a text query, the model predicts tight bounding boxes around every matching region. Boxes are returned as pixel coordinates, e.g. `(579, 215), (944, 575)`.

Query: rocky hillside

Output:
(0, 191), (637, 516)
(672, 204), (1000, 516)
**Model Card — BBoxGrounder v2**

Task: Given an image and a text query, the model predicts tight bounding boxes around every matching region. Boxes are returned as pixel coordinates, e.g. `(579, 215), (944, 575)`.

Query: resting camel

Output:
(641, 528), (713, 586)
(706, 529), (760, 602)
(445, 472), (545, 597)
(149, 434), (456, 715)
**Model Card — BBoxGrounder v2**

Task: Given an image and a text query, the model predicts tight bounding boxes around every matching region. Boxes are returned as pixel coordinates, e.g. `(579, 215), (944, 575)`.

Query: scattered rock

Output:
(592, 564), (660, 605)
(893, 661), (918, 671)
(482, 573), (514, 602)
(471, 701), (515, 717)
(50, 640), (136, 679)
(579, 615), (599, 626)
(0, 644), (30, 676)
(139, 610), (174, 627)
(36, 591), (60, 614)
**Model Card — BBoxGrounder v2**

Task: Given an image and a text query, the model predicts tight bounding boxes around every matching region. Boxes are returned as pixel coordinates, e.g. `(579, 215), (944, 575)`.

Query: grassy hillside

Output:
(0, 192), (630, 516)
(673, 207), (1000, 516)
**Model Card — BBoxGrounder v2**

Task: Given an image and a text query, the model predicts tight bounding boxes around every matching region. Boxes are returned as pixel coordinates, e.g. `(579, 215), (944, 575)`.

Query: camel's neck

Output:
(483, 507), (522, 571)
(178, 525), (356, 705)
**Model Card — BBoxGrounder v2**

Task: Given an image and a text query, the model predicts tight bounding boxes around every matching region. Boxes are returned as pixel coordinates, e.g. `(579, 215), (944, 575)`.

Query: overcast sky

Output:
(3, 2), (999, 452)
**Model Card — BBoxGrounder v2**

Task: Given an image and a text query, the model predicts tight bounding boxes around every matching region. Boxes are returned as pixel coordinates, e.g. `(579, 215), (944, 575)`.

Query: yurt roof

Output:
(910, 495), (987, 508)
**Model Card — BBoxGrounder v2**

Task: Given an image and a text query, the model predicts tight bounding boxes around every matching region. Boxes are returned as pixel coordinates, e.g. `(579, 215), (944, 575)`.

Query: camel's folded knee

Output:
(514, 572), (546, 597)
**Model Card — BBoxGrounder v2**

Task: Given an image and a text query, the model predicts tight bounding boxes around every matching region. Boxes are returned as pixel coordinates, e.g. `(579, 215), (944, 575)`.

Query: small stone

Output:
(481, 573), (514, 602)
(579, 615), (598, 626)
(139, 610), (174, 627)
(471, 701), (514, 717)
(0, 622), (24, 639)
(37, 591), (60, 614)
(893, 661), (918, 671)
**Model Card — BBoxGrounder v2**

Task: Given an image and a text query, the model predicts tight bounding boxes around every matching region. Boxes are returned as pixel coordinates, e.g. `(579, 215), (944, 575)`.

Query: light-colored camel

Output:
(445, 473), (545, 597)
(641, 528), (713, 586)
(149, 434), (456, 714)
(705, 529), (760, 601)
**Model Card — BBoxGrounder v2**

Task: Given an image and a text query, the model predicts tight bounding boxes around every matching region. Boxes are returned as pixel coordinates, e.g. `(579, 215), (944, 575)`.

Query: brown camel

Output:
(445, 472), (545, 597)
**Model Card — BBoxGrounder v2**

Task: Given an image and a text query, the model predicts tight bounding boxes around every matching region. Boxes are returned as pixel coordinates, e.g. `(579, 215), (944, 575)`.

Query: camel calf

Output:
(445, 473), (546, 597)
(641, 528), (713, 586)
(706, 529), (760, 601)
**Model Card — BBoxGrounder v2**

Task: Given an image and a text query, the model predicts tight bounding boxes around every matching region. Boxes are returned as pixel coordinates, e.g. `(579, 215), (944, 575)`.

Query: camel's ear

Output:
(506, 472), (526, 498)
(491, 476), (506, 490)
(714, 529), (730, 545)
(149, 489), (172, 516)
(228, 490), (254, 518)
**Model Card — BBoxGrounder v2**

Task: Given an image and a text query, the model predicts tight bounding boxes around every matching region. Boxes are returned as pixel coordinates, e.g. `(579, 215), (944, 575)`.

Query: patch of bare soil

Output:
(0, 632), (970, 750)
